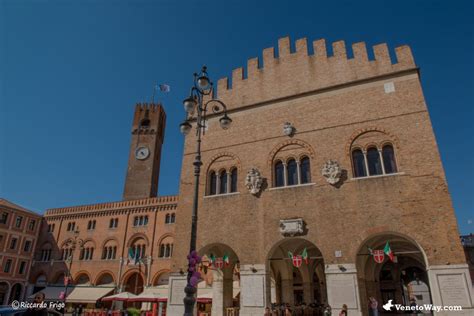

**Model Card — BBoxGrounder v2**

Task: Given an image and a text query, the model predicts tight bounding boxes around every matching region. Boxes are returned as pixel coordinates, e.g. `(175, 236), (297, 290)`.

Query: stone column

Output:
(325, 264), (362, 316)
(240, 264), (271, 316)
(166, 273), (190, 315)
(211, 270), (225, 315)
(427, 264), (474, 316)
(280, 279), (294, 305)
(302, 281), (313, 304)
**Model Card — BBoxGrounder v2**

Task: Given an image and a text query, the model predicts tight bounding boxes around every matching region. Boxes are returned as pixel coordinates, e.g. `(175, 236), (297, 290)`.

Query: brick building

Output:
(167, 37), (474, 316)
(461, 234), (474, 284)
(0, 198), (41, 305)
(29, 104), (177, 308)
(23, 35), (473, 316)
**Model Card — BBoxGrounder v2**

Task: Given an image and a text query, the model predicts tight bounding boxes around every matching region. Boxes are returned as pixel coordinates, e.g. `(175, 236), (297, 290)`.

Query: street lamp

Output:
(62, 228), (83, 315)
(180, 66), (232, 315)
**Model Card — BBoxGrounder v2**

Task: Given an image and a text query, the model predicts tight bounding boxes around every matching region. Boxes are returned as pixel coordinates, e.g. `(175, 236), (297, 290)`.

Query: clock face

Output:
(135, 146), (150, 160)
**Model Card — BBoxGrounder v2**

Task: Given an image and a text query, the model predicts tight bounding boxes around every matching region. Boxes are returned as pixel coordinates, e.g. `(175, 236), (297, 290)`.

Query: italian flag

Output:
(223, 253), (230, 267)
(384, 242), (394, 262)
(301, 248), (309, 264)
(209, 254), (216, 266)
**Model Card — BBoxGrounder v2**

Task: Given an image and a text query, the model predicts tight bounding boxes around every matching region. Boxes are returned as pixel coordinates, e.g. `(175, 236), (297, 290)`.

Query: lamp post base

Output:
(183, 284), (197, 316)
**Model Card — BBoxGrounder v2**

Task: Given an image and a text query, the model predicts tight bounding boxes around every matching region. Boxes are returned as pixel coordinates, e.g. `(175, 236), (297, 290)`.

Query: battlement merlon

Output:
(215, 37), (416, 111)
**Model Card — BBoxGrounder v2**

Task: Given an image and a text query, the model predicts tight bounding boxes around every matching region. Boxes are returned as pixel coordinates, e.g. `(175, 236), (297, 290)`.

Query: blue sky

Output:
(0, 0), (472, 234)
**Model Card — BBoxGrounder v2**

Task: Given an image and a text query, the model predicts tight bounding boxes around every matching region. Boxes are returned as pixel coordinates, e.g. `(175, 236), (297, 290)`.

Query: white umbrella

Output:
(101, 292), (138, 302)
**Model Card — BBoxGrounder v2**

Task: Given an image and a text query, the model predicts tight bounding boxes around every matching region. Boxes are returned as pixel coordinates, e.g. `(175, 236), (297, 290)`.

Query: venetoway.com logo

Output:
(383, 299), (463, 312)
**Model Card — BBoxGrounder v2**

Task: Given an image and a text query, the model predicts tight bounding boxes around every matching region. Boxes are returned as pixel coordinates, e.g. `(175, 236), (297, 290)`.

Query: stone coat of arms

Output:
(321, 160), (342, 185)
(245, 168), (263, 195)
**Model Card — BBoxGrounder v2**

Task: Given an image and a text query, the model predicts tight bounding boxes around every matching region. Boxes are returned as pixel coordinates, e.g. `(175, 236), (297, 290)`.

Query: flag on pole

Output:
(223, 253), (230, 267)
(384, 242), (394, 262)
(127, 247), (135, 265)
(158, 84), (170, 92)
(209, 254), (216, 267)
(301, 248), (309, 264)
(367, 247), (374, 256)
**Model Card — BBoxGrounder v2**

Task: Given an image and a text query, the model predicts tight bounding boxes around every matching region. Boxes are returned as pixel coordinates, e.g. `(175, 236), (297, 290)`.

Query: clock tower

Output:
(123, 103), (166, 200)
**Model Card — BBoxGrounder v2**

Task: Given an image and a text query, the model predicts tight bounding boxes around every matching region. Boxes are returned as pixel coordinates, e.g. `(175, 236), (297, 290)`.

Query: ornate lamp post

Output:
(62, 228), (83, 315)
(179, 66), (232, 315)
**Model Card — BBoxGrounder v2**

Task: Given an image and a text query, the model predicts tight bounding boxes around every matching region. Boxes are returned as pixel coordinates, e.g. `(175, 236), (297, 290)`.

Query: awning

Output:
(28, 286), (74, 301)
(102, 291), (137, 301)
(129, 286), (168, 302)
(66, 286), (115, 303)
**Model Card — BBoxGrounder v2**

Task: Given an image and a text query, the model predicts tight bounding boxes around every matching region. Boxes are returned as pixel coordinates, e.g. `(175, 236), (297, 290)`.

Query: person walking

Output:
(339, 304), (348, 316)
(369, 297), (379, 316)
(323, 305), (332, 316)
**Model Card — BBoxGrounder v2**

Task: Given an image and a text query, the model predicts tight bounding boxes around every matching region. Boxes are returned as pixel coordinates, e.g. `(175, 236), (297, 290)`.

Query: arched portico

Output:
(123, 271), (145, 295)
(0, 281), (10, 305)
(356, 232), (432, 315)
(198, 243), (240, 315)
(267, 238), (327, 309)
(8, 283), (23, 304)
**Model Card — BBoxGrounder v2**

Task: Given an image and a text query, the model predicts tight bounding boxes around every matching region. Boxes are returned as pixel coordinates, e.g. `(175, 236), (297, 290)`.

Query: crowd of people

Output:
(263, 303), (348, 316)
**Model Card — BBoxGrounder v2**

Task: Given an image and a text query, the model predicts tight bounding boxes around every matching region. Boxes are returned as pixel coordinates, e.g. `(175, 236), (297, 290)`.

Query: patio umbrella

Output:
(101, 292), (138, 301)
(128, 292), (167, 303)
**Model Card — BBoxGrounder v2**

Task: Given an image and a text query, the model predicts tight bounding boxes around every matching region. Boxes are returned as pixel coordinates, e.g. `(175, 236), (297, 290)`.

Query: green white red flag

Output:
(223, 253), (230, 267)
(301, 248), (309, 264)
(384, 242), (394, 262)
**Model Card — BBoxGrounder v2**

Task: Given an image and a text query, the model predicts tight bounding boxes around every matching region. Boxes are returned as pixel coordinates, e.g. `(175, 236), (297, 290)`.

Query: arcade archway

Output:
(123, 272), (144, 295)
(8, 283), (22, 304)
(356, 233), (432, 314)
(267, 238), (327, 306)
(0, 282), (9, 305)
(198, 243), (240, 315)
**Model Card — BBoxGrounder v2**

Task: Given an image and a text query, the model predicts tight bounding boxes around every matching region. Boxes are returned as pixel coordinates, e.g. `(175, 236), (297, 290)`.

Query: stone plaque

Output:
(437, 274), (471, 307)
(242, 275), (265, 307)
(328, 276), (358, 308)
(279, 218), (304, 236)
(169, 278), (187, 305)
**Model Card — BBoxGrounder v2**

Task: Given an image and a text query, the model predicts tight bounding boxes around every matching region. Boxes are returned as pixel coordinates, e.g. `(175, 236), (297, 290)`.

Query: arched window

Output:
(287, 159), (298, 186)
(300, 157), (311, 184)
(170, 213), (176, 223)
(80, 247), (94, 261)
(209, 171), (217, 195)
(367, 147), (383, 176)
(230, 168), (238, 193)
(274, 161), (284, 187)
(165, 213), (170, 224)
(382, 145), (397, 174)
(352, 149), (367, 178)
(219, 170), (228, 194)
(159, 237), (173, 258)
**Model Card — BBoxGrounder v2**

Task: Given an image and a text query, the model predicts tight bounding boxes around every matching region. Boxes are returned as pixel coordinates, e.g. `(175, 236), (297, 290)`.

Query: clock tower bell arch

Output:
(123, 103), (166, 200)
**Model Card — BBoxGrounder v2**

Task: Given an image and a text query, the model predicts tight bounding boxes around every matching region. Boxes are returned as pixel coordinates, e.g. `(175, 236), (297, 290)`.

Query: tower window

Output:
(140, 118), (150, 129)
